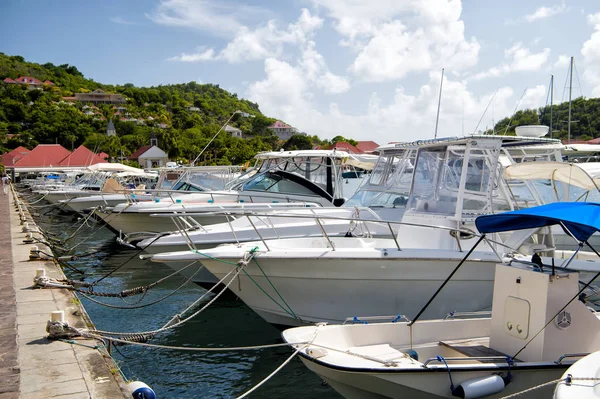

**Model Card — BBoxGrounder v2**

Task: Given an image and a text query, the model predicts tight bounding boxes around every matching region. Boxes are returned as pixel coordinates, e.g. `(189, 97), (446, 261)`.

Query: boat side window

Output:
(243, 171), (327, 197)
(408, 149), (449, 213)
(368, 156), (390, 186)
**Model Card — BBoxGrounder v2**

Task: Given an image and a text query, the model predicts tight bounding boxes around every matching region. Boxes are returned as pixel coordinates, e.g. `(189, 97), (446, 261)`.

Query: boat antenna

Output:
(191, 110), (251, 166)
(550, 74), (554, 138)
(434, 68), (444, 139)
(503, 88), (527, 135)
(568, 56), (574, 144)
(473, 88), (499, 135)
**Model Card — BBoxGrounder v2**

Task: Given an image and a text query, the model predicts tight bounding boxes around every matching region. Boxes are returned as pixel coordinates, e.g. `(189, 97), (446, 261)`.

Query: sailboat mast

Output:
(434, 68), (444, 139)
(550, 74), (554, 138)
(568, 56), (573, 144)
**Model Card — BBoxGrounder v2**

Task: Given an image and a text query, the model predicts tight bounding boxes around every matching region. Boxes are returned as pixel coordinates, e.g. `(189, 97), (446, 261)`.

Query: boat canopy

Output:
(475, 202), (600, 242)
(503, 162), (600, 190)
(343, 153), (379, 171)
(255, 150), (349, 159)
(86, 163), (145, 174)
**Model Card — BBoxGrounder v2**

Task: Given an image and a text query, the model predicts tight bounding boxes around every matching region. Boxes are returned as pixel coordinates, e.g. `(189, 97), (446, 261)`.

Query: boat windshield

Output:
(345, 149), (416, 208)
(407, 142), (501, 217)
(230, 155), (343, 197)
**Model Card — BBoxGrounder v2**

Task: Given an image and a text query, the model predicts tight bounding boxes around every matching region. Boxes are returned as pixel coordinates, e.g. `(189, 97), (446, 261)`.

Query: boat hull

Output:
(200, 247), (499, 326)
(301, 356), (561, 398)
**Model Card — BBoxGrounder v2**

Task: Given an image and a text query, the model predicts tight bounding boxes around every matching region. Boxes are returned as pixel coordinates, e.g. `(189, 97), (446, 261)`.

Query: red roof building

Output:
(327, 141), (362, 154)
(43, 80), (55, 86)
(58, 145), (107, 167)
(14, 76), (43, 85)
(128, 146), (152, 160)
(13, 144), (71, 167)
(356, 141), (380, 153)
(1, 146), (30, 167)
(3, 78), (16, 84)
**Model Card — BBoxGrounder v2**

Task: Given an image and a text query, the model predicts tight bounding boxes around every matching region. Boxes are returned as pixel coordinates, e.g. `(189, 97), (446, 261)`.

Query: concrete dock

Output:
(0, 188), (127, 398)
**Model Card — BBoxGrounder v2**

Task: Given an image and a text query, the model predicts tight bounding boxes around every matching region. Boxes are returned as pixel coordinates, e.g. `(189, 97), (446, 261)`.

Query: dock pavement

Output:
(0, 186), (127, 398)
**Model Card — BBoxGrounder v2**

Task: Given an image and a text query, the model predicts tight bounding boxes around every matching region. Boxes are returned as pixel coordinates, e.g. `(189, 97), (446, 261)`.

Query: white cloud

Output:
(519, 85), (548, 110)
(299, 42), (350, 94)
(168, 8), (323, 63)
(248, 64), (518, 142)
(168, 48), (216, 62)
(473, 43), (550, 80)
(524, 2), (567, 22)
(581, 12), (600, 96)
(312, 0), (480, 82)
(110, 16), (137, 25)
(553, 54), (571, 69)
(147, 0), (270, 36)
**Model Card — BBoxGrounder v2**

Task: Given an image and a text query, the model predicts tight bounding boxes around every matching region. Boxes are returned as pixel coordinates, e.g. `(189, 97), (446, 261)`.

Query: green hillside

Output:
(0, 52), (327, 165)
(489, 97), (600, 141)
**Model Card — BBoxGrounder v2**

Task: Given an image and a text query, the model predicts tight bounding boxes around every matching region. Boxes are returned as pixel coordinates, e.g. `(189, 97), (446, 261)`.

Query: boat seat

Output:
(439, 338), (515, 362)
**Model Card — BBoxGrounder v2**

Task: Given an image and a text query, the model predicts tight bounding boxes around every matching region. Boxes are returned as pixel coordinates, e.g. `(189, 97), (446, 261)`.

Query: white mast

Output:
(434, 68), (444, 139)
(568, 56), (573, 144)
(550, 74), (554, 138)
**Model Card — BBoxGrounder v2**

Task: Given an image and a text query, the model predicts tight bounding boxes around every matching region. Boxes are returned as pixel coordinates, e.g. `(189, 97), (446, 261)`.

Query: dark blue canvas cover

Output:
(475, 202), (600, 242)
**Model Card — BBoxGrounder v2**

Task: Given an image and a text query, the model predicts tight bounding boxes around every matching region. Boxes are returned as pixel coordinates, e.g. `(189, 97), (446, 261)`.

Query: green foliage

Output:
(330, 135), (358, 146)
(284, 134), (314, 150)
(0, 53), (369, 164)
(491, 97), (600, 142)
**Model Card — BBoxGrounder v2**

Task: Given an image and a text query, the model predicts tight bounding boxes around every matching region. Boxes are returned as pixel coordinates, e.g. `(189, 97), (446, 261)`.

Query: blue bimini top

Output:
(475, 202), (600, 243)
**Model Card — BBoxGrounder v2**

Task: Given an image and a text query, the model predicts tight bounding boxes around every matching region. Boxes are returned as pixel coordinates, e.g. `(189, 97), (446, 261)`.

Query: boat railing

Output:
(444, 311), (492, 320)
(124, 188), (333, 206)
(342, 315), (411, 324)
(149, 210), (493, 253)
(422, 356), (510, 367)
(555, 353), (589, 364)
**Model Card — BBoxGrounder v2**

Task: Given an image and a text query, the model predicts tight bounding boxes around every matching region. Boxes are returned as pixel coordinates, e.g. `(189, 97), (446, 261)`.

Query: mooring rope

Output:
(74, 263), (204, 310)
(500, 376), (600, 398)
(84, 250), (257, 340)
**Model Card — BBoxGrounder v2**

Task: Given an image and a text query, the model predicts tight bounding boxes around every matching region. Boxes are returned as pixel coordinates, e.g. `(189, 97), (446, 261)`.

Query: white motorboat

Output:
(503, 161), (600, 251)
(62, 165), (240, 214)
(94, 150), (363, 234)
(554, 350), (600, 399)
(169, 135), (567, 325)
(142, 146), (414, 285)
(282, 202), (600, 399)
(34, 163), (153, 204)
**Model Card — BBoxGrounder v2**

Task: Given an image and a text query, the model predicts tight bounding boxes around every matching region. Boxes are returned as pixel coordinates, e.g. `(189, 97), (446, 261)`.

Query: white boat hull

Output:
(94, 208), (228, 234)
(199, 241), (500, 326)
(301, 356), (561, 398)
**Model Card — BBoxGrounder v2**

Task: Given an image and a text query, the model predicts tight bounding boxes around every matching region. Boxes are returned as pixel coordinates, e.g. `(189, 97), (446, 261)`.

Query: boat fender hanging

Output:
(452, 374), (507, 399)
(127, 381), (156, 399)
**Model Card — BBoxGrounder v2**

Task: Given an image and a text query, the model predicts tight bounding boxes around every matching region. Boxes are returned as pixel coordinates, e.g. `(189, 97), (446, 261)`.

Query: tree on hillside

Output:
(284, 134), (313, 150)
(330, 135), (358, 146)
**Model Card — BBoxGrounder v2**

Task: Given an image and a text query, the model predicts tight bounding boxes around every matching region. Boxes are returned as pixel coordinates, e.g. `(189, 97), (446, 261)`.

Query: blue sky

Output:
(2, 0), (600, 143)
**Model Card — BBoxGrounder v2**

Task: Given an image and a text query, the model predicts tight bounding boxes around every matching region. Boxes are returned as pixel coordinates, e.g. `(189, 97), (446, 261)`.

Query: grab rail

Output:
(147, 210), (498, 253)
(444, 311), (492, 320)
(423, 356), (509, 367)
(343, 315), (411, 324)
(555, 353), (590, 364)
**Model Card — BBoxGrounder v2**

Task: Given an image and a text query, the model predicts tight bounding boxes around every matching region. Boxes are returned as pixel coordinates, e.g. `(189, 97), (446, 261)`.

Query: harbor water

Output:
(27, 178), (367, 398)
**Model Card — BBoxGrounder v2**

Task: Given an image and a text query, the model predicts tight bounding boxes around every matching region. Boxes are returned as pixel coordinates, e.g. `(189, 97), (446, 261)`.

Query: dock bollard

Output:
(23, 233), (34, 244)
(29, 246), (40, 260)
(51, 310), (65, 323)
